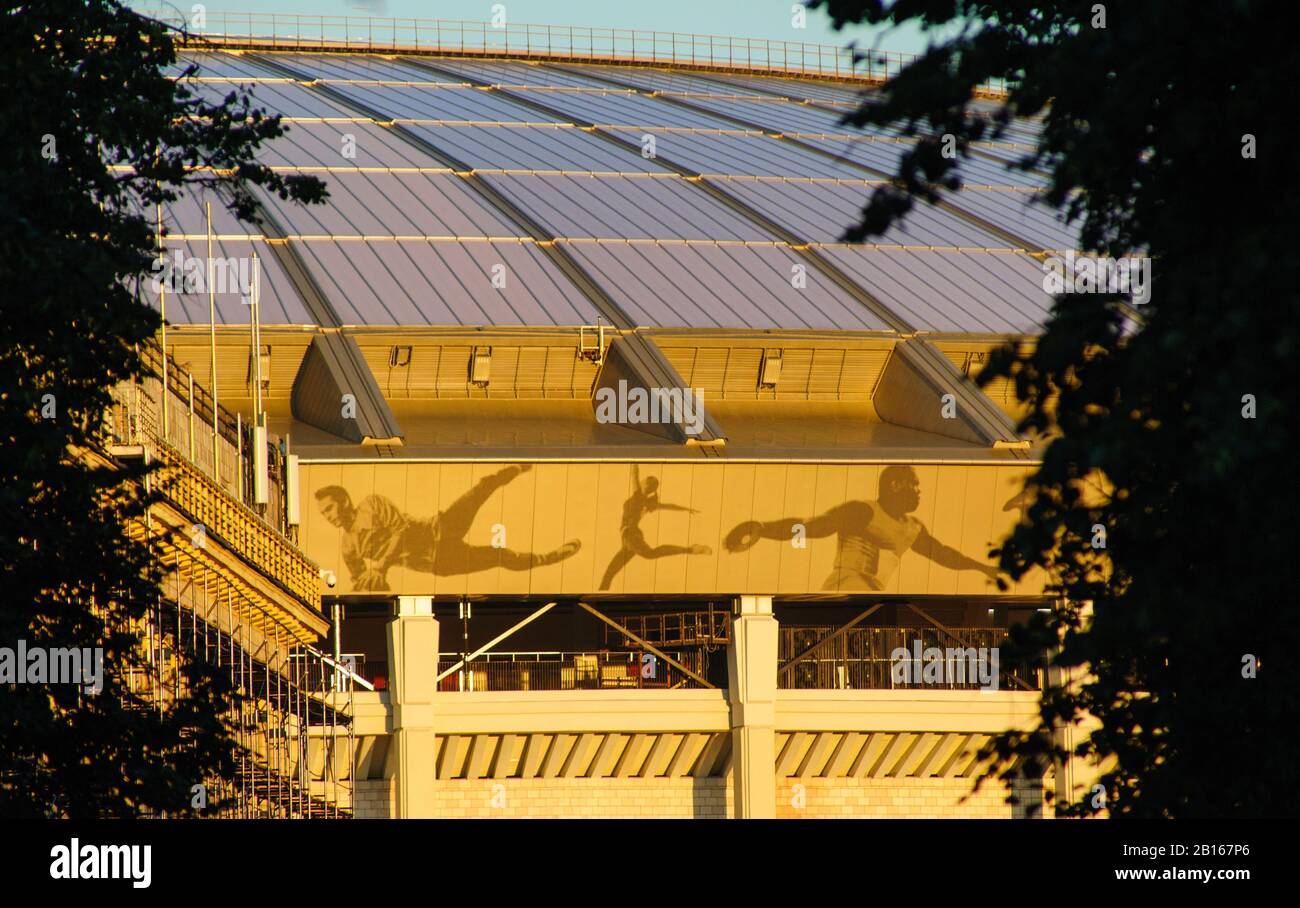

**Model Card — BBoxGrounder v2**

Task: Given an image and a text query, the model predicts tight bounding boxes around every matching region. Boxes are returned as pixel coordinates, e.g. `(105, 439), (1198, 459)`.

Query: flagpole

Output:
(157, 202), (168, 442)
(206, 201), (219, 484)
(252, 251), (262, 425)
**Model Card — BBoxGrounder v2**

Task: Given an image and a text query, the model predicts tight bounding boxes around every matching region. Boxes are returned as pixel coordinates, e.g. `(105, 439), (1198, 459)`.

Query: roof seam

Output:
(248, 51), (638, 333)
(551, 64), (1053, 255)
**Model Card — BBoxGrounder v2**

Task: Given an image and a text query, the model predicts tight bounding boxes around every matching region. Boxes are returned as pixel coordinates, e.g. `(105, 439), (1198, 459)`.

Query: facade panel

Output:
(301, 461), (1043, 597)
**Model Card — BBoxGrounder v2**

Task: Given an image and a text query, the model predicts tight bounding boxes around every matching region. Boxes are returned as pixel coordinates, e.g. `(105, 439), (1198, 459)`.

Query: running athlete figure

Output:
(599, 465), (712, 590)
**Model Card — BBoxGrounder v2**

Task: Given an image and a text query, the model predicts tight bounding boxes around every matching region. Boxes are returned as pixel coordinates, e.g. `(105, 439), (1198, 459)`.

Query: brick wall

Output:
(354, 779), (396, 819)
(429, 777), (733, 818)
(355, 775), (1050, 820)
(776, 776), (1052, 819)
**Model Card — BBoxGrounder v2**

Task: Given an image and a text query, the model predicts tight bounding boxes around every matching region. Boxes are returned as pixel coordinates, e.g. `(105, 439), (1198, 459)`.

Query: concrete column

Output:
(1049, 599), (1104, 816)
(727, 595), (777, 819)
(386, 596), (438, 818)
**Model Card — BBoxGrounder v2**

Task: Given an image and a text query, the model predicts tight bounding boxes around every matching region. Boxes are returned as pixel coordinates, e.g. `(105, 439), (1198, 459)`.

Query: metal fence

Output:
(134, 9), (960, 86)
(779, 625), (1042, 691)
(106, 593), (355, 818)
(436, 650), (707, 692)
(108, 342), (291, 540)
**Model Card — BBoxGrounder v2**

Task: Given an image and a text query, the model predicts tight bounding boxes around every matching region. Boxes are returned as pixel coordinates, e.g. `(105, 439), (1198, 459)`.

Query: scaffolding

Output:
(604, 605), (732, 649)
(100, 352), (355, 818)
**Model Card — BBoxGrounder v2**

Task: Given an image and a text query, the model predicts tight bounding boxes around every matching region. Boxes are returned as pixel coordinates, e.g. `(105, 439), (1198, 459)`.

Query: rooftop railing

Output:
(133, 9), (1007, 90)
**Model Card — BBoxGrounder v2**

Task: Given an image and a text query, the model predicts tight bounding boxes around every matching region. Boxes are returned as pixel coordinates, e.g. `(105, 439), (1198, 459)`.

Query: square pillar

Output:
(727, 595), (777, 819)
(386, 596), (438, 818)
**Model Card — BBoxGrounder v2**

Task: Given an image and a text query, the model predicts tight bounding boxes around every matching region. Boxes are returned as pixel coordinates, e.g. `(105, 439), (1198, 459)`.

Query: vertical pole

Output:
(187, 370), (195, 460)
(332, 602), (343, 691)
(251, 251), (262, 422)
(157, 203), (169, 442)
(206, 202), (219, 485)
(236, 412), (243, 503)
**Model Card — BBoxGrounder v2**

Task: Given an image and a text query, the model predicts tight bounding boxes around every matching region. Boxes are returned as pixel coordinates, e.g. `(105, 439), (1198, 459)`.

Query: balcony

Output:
(436, 650), (710, 692)
(779, 625), (1042, 692)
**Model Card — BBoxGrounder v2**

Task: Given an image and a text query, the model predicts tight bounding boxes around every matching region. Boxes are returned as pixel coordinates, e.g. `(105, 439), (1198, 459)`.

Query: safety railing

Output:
(779, 625), (1042, 691)
(436, 650), (708, 691)
(132, 9), (981, 87)
(107, 345), (318, 608)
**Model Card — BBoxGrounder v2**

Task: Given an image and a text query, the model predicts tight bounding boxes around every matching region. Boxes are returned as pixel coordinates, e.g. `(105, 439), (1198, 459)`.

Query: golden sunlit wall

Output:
(300, 461), (1044, 597)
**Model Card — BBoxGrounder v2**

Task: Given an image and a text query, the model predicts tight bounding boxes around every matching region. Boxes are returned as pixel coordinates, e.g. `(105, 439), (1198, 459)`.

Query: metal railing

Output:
(107, 345), (319, 607)
(779, 625), (1042, 691)
(604, 606), (731, 648)
(436, 650), (707, 691)
(105, 592), (354, 817)
(133, 9), (955, 87)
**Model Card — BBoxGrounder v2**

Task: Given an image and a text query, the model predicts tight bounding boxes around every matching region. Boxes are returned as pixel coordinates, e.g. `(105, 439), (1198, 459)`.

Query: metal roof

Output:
(294, 239), (601, 327)
(152, 50), (1075, 335)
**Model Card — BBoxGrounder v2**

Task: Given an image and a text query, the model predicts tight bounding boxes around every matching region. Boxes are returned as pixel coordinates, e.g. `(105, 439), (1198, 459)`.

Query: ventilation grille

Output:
(660, 345), (890, 400)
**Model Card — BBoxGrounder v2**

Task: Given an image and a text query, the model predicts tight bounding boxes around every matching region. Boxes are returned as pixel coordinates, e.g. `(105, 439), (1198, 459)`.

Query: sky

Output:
(126, 1), (944, 58)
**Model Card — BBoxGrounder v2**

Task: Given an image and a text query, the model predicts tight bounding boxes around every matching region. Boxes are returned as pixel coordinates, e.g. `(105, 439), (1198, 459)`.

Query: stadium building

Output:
(115, 14), (1099, 818)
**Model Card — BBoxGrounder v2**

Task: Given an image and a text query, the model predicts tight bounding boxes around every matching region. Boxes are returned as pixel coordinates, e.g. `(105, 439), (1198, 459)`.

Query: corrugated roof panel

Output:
(291, 239), (600, 326)
(571, 66), (775, 98)
(257, 171), (519, 237)
(271, 52), (455, 83)
(684, 96), (855, 134)
(796, 135), (1050, 190)
(506, 88), (744, 130)
(322, 82), (561, 122)
(712, 74), (870, 104)
(563, 241), (888, 330)
(716, 178), (1014, 247)
(482, 173), (772, 241)
(257, 120), (441, 168)
(422, 58), (608, 89)
(138, 238), (312, 325)
(607, 128), (858, 179)
(970, 142), (1041, 166)
(821, 247), (1052, 334)
(938, 188), (1081, 252)
(172, 52), (285, 80)
(970, 100), (1046, 135)
(675, 98), (1049, 192)
(404, 123), (661, 172)
(179, 78), (358, 118)
(135, 184), (259, 238)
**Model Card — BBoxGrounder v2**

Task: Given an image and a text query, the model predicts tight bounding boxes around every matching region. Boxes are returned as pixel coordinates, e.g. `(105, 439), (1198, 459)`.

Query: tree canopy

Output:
(810, 0), (1297, 816)
(0, 0), (324, 816)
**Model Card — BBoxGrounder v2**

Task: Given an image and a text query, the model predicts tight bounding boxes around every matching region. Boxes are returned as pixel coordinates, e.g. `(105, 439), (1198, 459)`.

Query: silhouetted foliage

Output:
(0, 0), (325, 816)
(811, 0), (1297, 816)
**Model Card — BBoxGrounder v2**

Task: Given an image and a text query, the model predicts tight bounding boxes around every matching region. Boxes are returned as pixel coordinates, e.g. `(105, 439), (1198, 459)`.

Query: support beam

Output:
(436, 601), (557, 683)
(779, 602), (886, 682)
(576, 601), (714, 688)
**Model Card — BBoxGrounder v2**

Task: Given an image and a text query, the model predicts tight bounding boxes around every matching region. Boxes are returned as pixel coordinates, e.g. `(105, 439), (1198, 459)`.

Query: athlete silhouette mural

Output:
(315, 465), (580, 591)
(725, 465), (1000, 590)
(599, 465), (713, 590)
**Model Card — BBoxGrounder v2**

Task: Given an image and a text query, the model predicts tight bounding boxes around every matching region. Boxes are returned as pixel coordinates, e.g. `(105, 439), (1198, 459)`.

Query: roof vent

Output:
(759, 349), (783, 389)
(470, 346), (492, 387)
